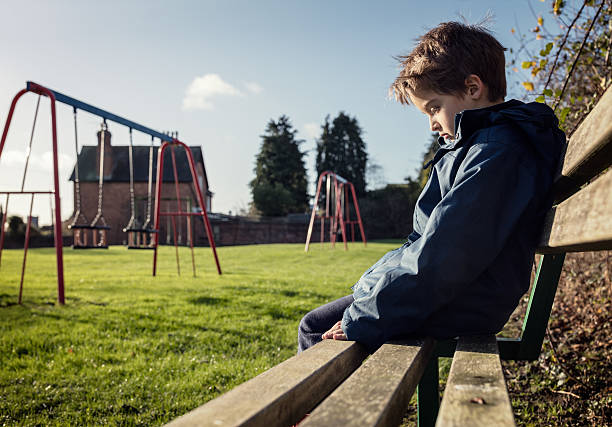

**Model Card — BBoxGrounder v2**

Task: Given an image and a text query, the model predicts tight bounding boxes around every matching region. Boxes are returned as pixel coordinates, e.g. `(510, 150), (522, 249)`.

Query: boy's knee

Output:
(298, 312), (313, 335)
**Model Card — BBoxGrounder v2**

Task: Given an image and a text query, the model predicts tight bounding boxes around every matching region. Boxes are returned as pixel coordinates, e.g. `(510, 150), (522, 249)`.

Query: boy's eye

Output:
(430, 106), (440, 114)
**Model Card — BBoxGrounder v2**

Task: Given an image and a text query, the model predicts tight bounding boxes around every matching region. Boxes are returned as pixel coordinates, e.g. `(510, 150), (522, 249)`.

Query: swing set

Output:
(304, 170), (366, 252)
(0, 81), (222, 305)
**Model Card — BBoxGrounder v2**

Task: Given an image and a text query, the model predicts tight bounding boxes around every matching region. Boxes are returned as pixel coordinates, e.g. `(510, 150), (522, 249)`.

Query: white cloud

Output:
(303, 122), (320, 140)
(0, 150), (72, 173)
(182, 74), (243, 111)
(243, 81), (263, 94)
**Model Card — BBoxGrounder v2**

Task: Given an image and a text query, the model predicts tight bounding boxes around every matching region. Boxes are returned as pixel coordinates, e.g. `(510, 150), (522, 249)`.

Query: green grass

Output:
(0, 241), (400, 426)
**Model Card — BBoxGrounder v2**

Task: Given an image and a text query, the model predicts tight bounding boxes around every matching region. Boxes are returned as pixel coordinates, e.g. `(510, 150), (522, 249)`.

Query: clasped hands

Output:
(321, 320), (347, 341)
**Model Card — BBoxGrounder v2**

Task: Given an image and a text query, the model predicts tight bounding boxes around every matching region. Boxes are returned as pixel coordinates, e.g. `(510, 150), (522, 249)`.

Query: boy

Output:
(298, 22), (566, 352)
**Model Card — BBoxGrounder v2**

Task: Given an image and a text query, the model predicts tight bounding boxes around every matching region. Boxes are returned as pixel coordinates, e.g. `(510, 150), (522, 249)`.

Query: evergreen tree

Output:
(250, 115), (308, 216)
(415, 133), (440, 189)
(315, 112), (368, 196)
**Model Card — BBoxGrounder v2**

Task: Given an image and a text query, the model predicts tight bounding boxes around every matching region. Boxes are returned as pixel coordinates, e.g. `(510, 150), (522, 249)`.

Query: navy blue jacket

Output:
(342, 100), (566, 350)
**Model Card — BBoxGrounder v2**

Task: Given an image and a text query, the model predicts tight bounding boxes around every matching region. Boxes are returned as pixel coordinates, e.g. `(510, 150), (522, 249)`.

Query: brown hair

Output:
(391, 21), (507, 104)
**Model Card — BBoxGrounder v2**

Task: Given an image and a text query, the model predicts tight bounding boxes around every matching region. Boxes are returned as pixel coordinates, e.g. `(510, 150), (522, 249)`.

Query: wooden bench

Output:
(165, 87), (612, 427)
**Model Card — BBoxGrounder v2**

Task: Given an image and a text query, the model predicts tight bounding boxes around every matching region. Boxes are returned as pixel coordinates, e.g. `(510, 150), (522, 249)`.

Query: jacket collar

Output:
(424, 99), (524, 170)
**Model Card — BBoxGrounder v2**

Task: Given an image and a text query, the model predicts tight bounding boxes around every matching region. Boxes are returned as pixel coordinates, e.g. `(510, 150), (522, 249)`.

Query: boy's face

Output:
(408, 87), (476, 141)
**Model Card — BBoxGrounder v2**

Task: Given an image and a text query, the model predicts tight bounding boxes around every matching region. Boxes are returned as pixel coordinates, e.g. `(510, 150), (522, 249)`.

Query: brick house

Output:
(68, 129), (213, 246)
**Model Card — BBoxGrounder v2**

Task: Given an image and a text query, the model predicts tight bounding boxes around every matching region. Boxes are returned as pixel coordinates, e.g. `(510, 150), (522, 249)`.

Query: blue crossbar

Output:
(26, 81), (173, 143)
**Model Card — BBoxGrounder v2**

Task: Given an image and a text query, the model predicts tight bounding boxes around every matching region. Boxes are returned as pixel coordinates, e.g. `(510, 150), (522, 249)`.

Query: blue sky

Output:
(0, 0), (548, 224)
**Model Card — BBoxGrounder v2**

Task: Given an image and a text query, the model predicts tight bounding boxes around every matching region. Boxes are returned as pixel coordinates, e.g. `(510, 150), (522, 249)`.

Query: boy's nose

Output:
(429, 118), (440, 132)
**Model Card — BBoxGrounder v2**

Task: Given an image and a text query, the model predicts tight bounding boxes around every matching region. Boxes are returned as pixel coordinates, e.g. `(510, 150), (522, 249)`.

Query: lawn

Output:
(0, 242), (400, 426)
(2, 244), (609, 426)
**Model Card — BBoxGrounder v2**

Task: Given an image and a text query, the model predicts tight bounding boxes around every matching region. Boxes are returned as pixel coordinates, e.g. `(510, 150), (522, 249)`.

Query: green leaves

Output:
(250, 115), (309, 216)
(540, 42), (554, 57)
(559, 107), (571, 124)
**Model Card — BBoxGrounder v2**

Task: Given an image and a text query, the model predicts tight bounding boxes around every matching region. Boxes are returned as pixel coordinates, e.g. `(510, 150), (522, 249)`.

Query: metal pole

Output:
(21, 96), (41, 192)
(152, 142), (168, 276)
(177, 140), (221, 274)
(188, 214), (196, 277)
(0, 194), (9, 268)
(349, 182), (367, 246)
(336, 183), (347, 251)
(305, 172), (325, 252)
(171, 215), (180, 276)
(18, 193), (35, 304)
(170, 144), (186, 274)
(0, 90), (30, 274)
(23, 83), (65, 303)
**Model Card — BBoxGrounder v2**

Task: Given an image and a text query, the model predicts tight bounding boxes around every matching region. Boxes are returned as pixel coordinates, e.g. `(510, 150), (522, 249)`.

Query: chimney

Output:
(96, 125), (113, 179)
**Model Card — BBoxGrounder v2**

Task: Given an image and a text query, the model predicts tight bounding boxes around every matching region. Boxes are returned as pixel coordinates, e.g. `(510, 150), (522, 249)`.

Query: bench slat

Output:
(436, 335), (515, 427)
(538, 166), (612, 253)
(302, 338), (435, 427)
(165, 340), (368, 427)
(554, 87), (612, 201)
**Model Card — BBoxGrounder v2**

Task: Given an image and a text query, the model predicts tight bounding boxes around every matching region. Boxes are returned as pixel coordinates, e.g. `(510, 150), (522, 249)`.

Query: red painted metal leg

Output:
(171, 215), (180, 276)
(336, 184), (347, 251)
(348, 183), (366, 246)
(305, 173), (325, 252)
(152, 143), (167, 276)
(179, 140), (221, 275)
(170, 145), (183, 275)
(188, 215), (196, 277)
(32, 84), (65, 303)
(320, 217), (324, 246)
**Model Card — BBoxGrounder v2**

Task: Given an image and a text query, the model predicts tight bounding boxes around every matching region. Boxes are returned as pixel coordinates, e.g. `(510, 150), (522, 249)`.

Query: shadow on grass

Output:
(0, 293), (20, 307)
(188, 296), (229, 306)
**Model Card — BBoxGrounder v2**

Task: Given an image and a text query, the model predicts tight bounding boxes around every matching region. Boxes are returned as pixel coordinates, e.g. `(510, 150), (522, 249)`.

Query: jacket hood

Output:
(451, 99), (567, 173)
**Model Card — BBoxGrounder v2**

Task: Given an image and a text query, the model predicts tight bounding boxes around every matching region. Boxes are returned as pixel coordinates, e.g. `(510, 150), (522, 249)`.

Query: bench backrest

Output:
(513, 87), (612, 360)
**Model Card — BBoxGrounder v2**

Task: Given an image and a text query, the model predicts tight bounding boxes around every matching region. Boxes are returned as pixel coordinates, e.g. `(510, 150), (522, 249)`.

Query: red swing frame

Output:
(151, 139), (222, 276)
(0, 83), (66, 304)
(305, 171), (366, 252)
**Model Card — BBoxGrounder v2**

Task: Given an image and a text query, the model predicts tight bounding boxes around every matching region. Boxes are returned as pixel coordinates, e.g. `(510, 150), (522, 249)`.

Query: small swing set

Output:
(122, 130), (157, 250)
(0, 81), (222, 305)
(305, 170), (366, 252)
(68, 115), (110, 249)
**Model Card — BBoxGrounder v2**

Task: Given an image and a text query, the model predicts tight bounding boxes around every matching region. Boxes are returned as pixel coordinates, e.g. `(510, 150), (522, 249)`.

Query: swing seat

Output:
(124, 227), (158, 250)
(69, 224), (111, 249)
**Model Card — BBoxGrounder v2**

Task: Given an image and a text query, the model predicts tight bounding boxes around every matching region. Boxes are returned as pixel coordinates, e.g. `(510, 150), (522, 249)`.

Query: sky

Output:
(0, 0), (549, 225)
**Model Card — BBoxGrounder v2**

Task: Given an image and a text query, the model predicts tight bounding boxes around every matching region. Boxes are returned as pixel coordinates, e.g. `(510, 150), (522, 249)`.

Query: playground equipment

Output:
(0, 81), (222, 305)
(151, 131), (221, 276)
(123, 130), (158, 250)
(68, 115), (111, 249)
(0, 93), (57, 304)
(305, 171), (366, 252)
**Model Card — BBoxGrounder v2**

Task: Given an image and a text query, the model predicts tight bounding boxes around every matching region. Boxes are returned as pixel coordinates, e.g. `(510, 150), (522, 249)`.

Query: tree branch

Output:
(552, 1), (605, 112)
(543, 0), (588, 93)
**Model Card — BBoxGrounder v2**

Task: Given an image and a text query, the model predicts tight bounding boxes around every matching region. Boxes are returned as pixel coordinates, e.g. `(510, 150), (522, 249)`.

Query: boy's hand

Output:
(321, 321), (347, 341)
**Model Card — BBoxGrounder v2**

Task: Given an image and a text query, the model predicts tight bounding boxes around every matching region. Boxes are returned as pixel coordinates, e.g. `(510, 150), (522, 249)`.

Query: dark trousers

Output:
(297, 295), (354, 353)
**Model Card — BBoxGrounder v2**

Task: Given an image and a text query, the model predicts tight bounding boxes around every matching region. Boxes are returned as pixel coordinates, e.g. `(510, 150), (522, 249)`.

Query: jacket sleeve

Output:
(341, 138), (539, 349)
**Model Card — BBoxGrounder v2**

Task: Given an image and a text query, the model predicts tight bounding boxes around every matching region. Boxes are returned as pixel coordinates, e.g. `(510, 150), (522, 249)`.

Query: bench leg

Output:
(417, 356), (439, 427)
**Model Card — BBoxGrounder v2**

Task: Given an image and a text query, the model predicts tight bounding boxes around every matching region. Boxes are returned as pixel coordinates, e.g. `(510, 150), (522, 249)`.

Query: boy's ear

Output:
(464, 74), (485, 100)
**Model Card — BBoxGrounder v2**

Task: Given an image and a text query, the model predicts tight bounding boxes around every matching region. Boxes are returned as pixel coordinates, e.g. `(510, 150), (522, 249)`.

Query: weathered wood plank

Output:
(436, 335), (515, 427)
(302, 338), (435, 427)
(538, 166), (612, 253)
(164, 340), (368, 427)
(553, 87), (612, 201)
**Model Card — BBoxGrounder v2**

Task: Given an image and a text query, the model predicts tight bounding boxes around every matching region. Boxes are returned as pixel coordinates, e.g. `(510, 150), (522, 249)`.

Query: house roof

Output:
(69, 145), (210, 190)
